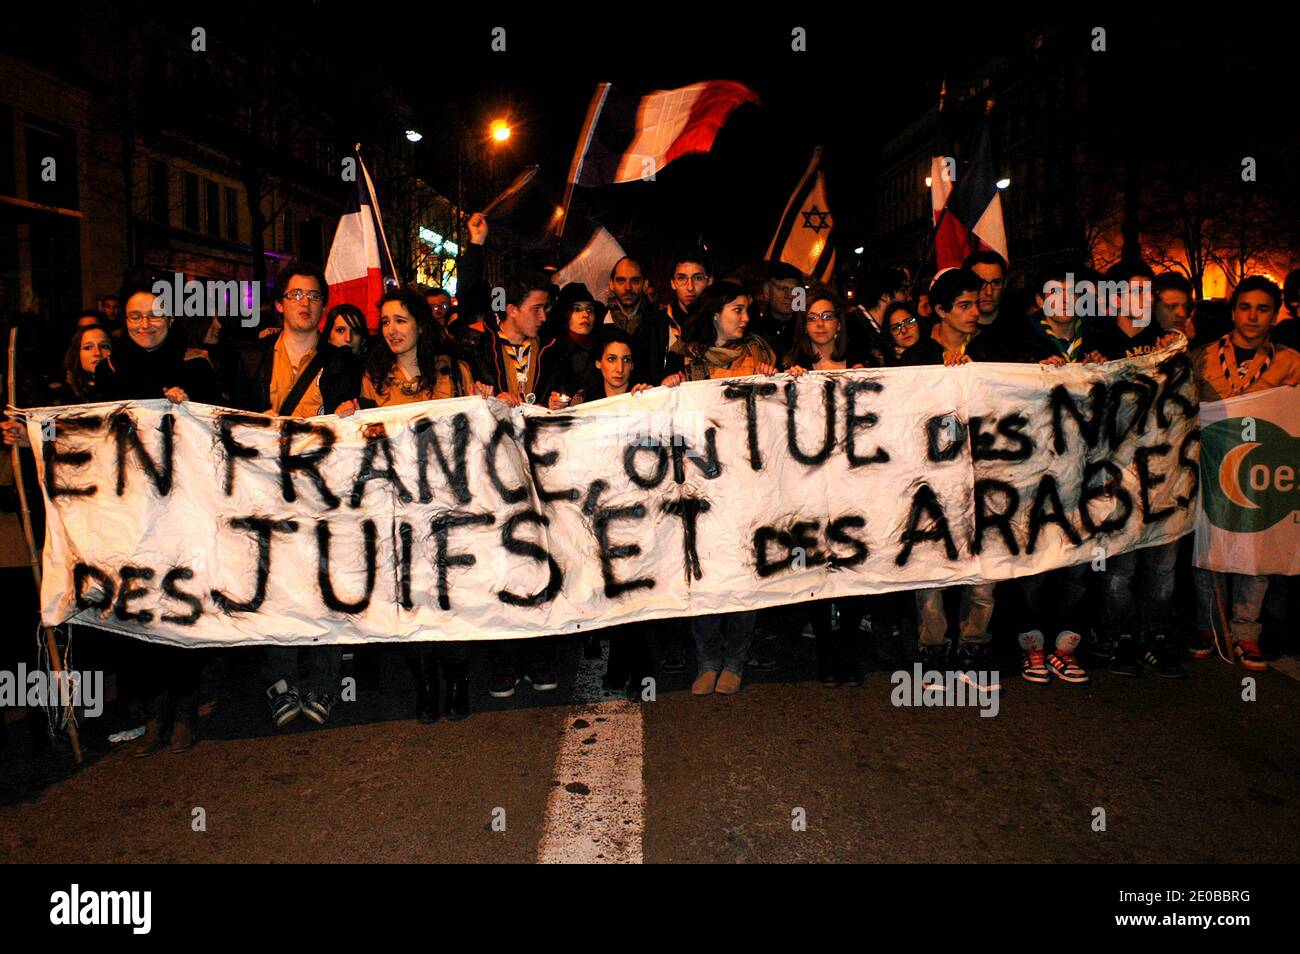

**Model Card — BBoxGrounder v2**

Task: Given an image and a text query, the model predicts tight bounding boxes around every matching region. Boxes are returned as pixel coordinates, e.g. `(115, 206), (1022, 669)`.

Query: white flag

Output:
(553, 226), (626, 295)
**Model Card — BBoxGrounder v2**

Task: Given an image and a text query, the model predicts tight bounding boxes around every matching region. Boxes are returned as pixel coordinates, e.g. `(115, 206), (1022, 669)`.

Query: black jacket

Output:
(632, 305), (686, 385)
(230, 334), (354, 415)
(96, 333), (220, 404)
(900, 331), (1014, 367)
(471, 330), (570, 405)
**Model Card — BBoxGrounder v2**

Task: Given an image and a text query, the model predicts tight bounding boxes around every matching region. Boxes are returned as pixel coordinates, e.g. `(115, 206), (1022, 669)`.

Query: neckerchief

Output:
(1217, 334), (1273, 396)
(1040, 315), (1084, 361)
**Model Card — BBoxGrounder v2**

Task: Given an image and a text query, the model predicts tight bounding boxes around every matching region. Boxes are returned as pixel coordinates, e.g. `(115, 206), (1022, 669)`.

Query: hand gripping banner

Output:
(28, 345), (1199, 647)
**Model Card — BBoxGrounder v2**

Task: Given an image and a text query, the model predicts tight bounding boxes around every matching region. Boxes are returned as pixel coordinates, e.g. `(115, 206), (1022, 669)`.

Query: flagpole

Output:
(356, 143), (399, 281)
(910, 80), (948, 298)
(766, 145), (822, 262)
(7, 328), (82, 764)
(558, 83), (611, 242)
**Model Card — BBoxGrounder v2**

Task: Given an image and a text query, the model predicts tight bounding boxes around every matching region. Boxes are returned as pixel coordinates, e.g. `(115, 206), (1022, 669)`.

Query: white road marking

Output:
(536, 640), (645, 864)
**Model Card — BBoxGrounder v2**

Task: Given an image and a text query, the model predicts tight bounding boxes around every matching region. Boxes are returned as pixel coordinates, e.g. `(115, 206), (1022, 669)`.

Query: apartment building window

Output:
(206, 179), (220, 236)
(25, 116), (77, 210)
(0, 104), (14, 197)
(150, 160), (169, 224)
(183, 172), (200, 231)
(225, 186), (239, 241)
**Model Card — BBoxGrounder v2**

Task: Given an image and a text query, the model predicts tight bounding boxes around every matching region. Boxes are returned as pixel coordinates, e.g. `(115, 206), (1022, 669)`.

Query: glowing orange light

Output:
(490, 119), (511, 142)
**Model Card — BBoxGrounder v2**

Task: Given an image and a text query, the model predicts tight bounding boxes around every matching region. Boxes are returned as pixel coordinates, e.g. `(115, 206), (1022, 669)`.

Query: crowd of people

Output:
(5, 207), (1300, 756)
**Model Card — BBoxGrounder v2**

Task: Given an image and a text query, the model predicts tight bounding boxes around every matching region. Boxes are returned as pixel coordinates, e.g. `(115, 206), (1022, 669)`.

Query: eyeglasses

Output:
(806, 311), (838, 323)
(283, 289), (325, 303)
(674, 273), (709, 285)
(125, 313), (167, 326)
(889, 316), (919, 333)
(978, 279), (1005, 291)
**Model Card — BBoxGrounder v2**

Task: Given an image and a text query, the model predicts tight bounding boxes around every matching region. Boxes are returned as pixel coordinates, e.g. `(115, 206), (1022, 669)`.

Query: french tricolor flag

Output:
(325, 151), (396, 332)
(564, 80), (759, 196)
(931, 123), (1008, 271)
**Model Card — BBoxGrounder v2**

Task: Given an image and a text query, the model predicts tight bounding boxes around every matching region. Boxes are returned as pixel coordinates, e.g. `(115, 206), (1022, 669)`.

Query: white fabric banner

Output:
(1194, 385), (1300, 575)
(29, 345), (1199, 648)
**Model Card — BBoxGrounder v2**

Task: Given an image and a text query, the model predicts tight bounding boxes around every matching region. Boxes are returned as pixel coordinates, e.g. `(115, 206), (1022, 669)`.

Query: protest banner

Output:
(1195, 384), (1300, 575)
(27, 345), (1199, 648)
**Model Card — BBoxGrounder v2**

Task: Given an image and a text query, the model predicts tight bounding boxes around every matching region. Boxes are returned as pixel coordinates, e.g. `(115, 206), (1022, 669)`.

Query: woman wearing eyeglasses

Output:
(884, 302), (921, 362)
(782, 285), (865, 374)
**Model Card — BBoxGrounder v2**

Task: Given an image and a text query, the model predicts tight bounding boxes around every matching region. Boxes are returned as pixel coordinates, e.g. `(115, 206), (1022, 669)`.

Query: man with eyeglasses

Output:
(232, 261), (351, 730)
(633, 244), (708, 388)
(426, 287), (453, 331)
(962, 250), (1012, 340)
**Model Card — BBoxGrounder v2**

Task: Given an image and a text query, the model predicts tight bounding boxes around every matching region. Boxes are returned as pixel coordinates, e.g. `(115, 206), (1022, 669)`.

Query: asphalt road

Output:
(2, 633), (1298, 864)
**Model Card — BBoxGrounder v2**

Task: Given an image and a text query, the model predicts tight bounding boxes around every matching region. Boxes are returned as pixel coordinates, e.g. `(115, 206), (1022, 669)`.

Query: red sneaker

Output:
(1236, 641), (1268, 672)
(1188, 630), (1215, 659)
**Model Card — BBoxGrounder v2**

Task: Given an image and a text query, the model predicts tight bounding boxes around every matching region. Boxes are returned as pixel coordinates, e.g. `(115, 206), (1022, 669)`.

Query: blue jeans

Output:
(1193, 569), (1269, 644)
(692, 611), (756, 675)
(1101, 541), (1179, 639)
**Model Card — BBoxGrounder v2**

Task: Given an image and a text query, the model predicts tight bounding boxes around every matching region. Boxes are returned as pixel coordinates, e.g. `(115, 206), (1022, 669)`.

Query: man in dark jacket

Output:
(900, 269), (1001, 679)
(229, 261), (347, 730)
(634, 244), (707, 385)
(231, 261), (352, 418)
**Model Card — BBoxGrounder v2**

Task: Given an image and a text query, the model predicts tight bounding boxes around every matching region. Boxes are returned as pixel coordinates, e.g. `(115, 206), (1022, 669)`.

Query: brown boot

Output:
(715, 670), (743, 695)
(132, 720), (166, 758)
(169, 720), (197, 754)
(691, 671), (718, 696)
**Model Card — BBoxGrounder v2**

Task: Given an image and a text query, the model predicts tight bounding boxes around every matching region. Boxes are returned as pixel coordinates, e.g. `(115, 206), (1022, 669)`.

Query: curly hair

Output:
(366, 289), (463, 398)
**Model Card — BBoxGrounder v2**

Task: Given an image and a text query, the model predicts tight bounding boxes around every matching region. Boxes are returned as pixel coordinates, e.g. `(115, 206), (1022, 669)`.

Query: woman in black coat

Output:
(91, 283), (219, 755)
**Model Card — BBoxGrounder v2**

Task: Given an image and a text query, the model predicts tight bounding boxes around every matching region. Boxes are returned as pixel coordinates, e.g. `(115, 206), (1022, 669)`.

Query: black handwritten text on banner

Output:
(29, 347), (1199, 647)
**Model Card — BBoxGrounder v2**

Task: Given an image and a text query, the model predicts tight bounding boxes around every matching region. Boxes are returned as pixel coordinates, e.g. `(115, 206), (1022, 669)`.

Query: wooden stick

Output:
(7, 328), (82, 763)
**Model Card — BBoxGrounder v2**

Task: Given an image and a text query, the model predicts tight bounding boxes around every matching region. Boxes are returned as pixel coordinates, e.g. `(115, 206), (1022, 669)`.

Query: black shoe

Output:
(748, 653), (778, 672)
(834, 652), (862, 687)
(872, 627), (903, 666)
(1140, 635), (1188, 679)
(1108, 635), (1141, 677)
(1088, 632), (1117, 664)
(918, 643), (950, 693)
(815, 632), (836, 685)
(661, 642), (687, 673)
(525, 668), (558, 691)
(168, 720), (197, 754)
(132, 720), (166, 758)
(301, 692), (336, 725)
(415, 676), (440, 724)
(267, 680), (302, 727)
(409, 654), (440, 723)
(489, 670), (520, 698)
(919, 643), (950, 670)
(447, 662), (470, 719)
(956, 641), (992, 671)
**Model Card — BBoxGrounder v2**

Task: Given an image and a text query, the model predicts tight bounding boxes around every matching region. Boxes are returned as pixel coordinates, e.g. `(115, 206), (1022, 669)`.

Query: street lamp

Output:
(489, 119), (511, 143)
